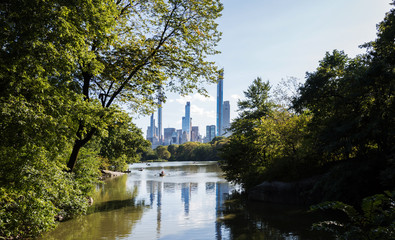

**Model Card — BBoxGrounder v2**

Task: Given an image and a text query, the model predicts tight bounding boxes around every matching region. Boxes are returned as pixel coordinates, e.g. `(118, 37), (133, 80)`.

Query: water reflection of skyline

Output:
(181, 183), (190, 215)
(140, 178), (231, 239)
(42, 162), (328, 240)
(145, 180), (226, 215)
(215, 182), (229, 240)
(94, 162), (235, 239)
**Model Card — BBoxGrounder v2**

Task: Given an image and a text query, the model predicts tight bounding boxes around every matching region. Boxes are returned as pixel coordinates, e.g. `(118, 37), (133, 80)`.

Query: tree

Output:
(167, 144), (179, 161)
(220, 78), (275, 189)
(155, 146), (171, 160)
(0, 0), (223, 172)
(175, 142), (200, 161)
(292, 1), (395, 158)
(99, 110), (150, 170)
(292, 44), (394, 159)
(254, 110), (315, 181)
(272, 76), (301, 109)
(290, 1), (395, 203)
(292, 50), (353, 157)
(63, 0), (224, 171)
(237, 77), (274, 120)
(0, 1), (223, 237)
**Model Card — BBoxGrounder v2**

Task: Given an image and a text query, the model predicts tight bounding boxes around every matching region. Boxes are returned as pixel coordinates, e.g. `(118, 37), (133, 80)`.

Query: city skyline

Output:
(147, 99), (229, 145)
(135, 0), (391, 141)
(146, 70), (231, 145)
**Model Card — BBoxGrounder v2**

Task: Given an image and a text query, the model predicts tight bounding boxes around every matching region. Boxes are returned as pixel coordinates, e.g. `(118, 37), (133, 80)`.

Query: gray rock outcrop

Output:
(248, 176), (321, 205)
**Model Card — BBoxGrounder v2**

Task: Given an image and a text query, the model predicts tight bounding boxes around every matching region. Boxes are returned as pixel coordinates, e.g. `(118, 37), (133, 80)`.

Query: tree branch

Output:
(105, 3), (182, 108)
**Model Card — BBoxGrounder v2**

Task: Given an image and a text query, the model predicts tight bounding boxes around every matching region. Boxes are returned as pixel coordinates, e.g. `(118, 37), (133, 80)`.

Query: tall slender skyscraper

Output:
(158, 101), (162, 144)
(182, 102), (191, 142)
(216, 69), (224, 136)
(222, 100), (230, 133)
(149, 113), (155, 141)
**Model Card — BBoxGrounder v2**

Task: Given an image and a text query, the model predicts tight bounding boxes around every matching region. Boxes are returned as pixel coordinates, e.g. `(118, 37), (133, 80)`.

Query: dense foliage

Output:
(98, 111), (150, 171)
(220, 1), (395, 203)
(311, 192), (395, 240)
(220, 78), (317, 189)
(0, 0), (222, 238)
(141, 137), (227, 162)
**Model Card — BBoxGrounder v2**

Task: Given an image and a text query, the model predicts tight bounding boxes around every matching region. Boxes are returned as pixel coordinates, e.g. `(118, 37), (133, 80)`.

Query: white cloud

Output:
(231, 94), (241, 100)
(173, 93), (214, 105)
(193, 93), (215, 102)
(191, 105), (215, 119)
(175, 95), (192, 105)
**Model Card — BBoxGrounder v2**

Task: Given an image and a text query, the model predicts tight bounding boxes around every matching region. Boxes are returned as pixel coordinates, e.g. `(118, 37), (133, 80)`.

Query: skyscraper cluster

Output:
(146, 69), (230, 148)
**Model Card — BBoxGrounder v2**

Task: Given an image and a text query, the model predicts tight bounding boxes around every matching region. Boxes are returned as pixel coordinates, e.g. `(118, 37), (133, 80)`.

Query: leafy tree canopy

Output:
(1, 0), (224, 171)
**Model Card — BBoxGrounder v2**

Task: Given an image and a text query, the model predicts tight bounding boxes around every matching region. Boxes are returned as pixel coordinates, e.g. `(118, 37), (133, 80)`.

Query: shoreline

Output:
(101, 169), (126, 178)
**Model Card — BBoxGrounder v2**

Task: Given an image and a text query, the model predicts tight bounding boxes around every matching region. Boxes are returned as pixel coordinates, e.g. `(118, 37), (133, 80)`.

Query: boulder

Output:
(248, 176), (321, 205)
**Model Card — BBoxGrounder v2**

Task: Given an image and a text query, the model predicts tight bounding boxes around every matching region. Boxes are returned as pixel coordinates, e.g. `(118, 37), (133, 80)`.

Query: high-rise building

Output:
(182, 116), (187, 140)
(222, 101), (230, 134)
(182, 102), (191, 142)
(181, 131), (189, 144)
(171, 131), (179, 144)
(191, 126), (199, 142)
(146, 126), (153, 140)
(149, 113), (155, 140)
(163, 128), (175, 145)
(216, 69), (224, 136)
(176, 129), (183, 144)
(147, 113), (159, 146)
(158, 102), (162, 144)
(189, 118), (193, 141)
(206, 125), (216, 142)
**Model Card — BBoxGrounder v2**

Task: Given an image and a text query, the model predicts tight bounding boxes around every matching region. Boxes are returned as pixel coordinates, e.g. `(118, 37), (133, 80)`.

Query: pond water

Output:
(40, 161), (334, 240)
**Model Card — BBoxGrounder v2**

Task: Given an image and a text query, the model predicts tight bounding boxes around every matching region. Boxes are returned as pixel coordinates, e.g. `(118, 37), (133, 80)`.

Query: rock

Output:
(87, 196), (93, 205)
(55, 214), (64, 222)
(101, 169), (125, 178)
(248, 176), (321, 205)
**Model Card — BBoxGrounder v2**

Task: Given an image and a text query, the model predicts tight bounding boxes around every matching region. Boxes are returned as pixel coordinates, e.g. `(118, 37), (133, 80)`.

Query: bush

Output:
(0, 150), (91, 239)
(311, 192), (395, 240)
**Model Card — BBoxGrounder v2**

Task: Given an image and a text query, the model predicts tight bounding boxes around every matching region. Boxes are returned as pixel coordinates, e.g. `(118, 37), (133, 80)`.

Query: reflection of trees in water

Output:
(40, 175), (147, 240)
(218, 195), (334, 240)
(92, 174), (136, 204)
(40, 204), (147, 240)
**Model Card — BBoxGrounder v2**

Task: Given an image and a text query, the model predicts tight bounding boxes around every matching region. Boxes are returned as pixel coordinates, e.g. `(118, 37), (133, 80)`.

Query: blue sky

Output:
(132, 0), (393, 138)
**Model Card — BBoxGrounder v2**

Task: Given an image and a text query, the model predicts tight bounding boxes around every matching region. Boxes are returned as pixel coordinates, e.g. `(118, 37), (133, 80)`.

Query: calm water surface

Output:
(41, 161), (333, 240)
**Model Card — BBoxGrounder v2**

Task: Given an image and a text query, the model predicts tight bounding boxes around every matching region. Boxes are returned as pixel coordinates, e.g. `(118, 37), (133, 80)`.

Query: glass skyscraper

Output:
(222, 100), (230, 134)
(158, 101), (162, 144)
(216, 69), (224, 136)
(182, 101), (191, 142)
(206, 125), (216, 142)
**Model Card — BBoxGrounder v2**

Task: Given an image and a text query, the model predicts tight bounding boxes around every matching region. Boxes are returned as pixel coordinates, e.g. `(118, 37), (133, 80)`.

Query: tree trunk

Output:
(67, 139), (84, 172)
(67, 128), (96, 172)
